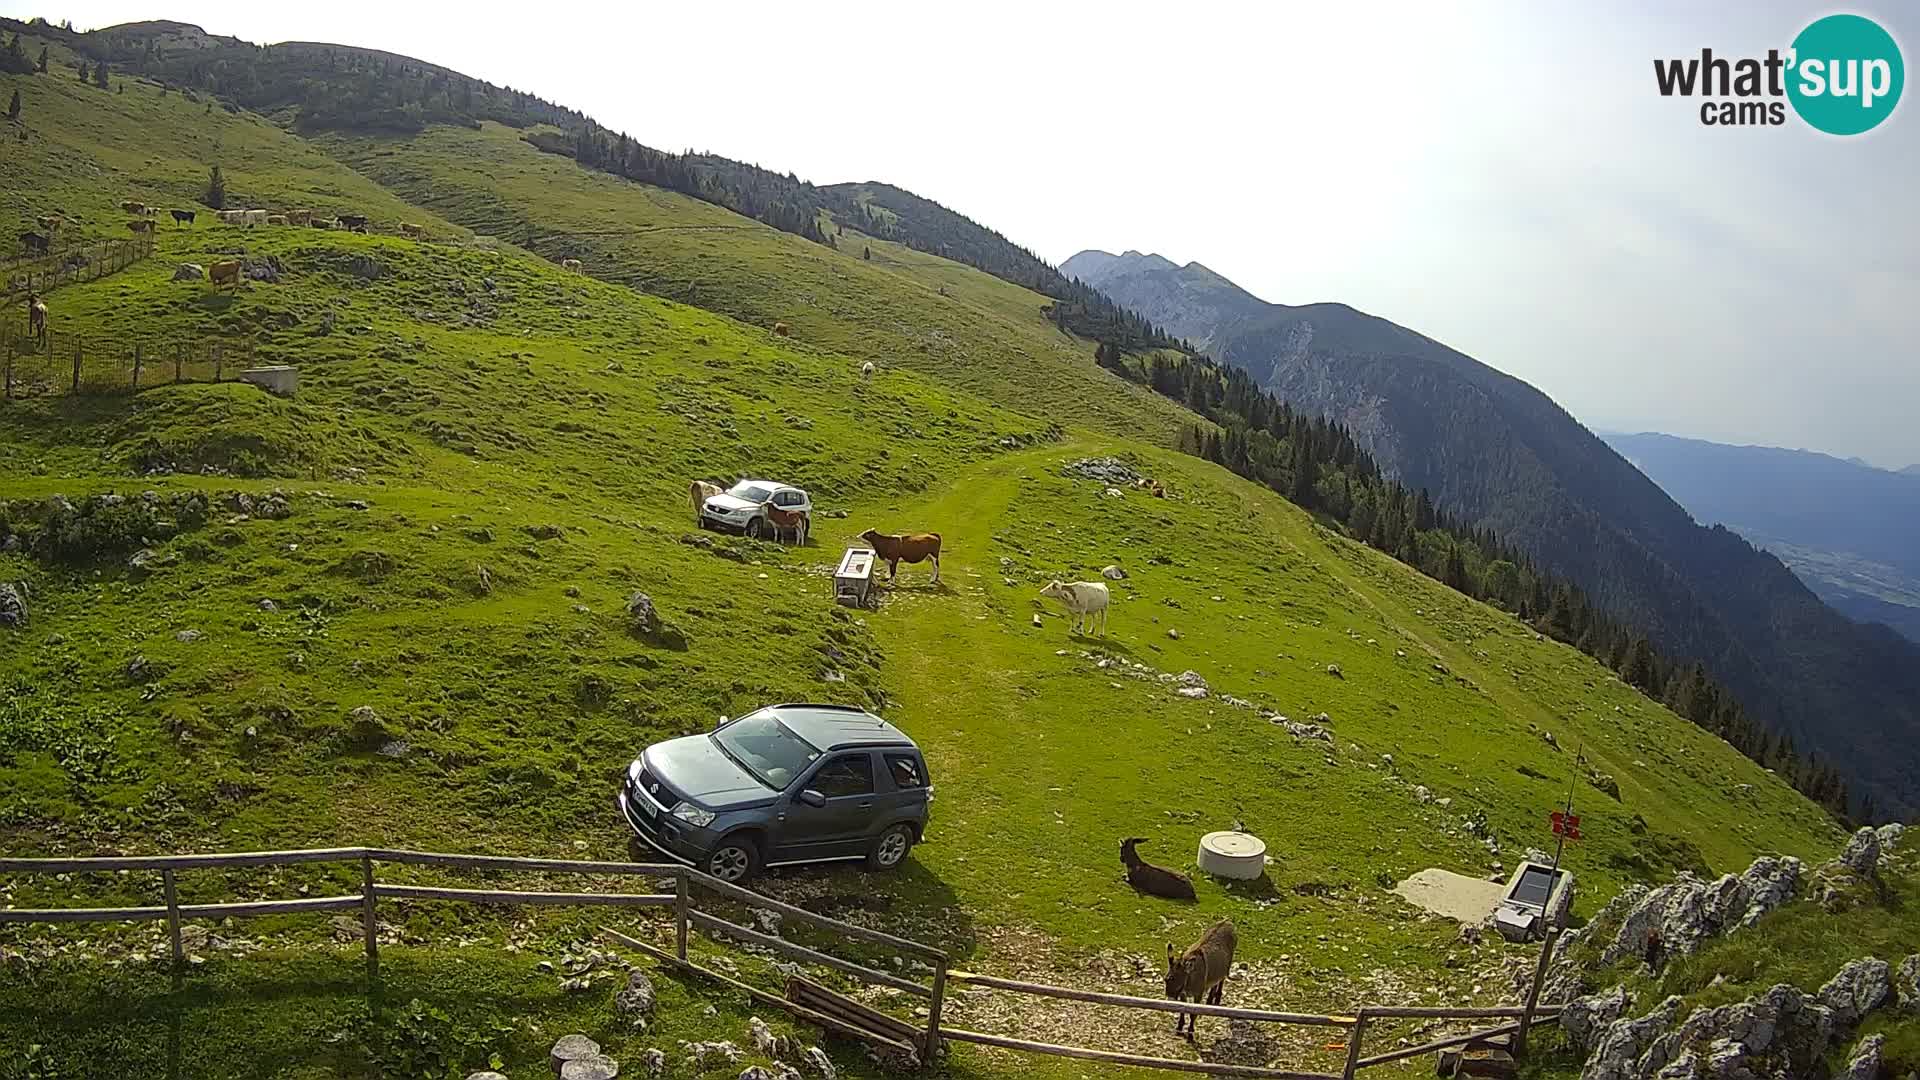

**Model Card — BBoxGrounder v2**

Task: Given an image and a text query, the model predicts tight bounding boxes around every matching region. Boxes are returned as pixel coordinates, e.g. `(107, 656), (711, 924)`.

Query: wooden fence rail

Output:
(0, 847), (1564, 1077)
(1, 237), (154, 298)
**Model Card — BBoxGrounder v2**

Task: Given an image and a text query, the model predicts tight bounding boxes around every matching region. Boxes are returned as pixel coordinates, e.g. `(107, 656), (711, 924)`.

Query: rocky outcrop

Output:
(1817, 958), (1891, 1026)
(1837, 827), (1882, 878)
(1596, 857), (1800, 968)
(1839, 1033), (1885, 1080)
(1562, 985), (1632, 1049)
(1895, 953), (1920, 1012)
(1582, 995), (1681, 1080)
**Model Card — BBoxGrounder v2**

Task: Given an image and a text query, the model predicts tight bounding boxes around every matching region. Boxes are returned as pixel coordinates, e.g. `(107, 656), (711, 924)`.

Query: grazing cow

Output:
(310, 216), (333, 229)
(266, 214), (288, 226)
(243, 209), (268, 228)
(861, 361), (875, 380)
(561, 258), (582, 272)
(120, 200), (144, 214)
(772, 321), (791, 336)
(19, 231), (49, 256)
(337, 214), (368, 233)
(399, 222), (422, 238)
(689, 480), (724, 523)
(1120, 838), (1196, 901)
(39, 214), (65, 233)
(126, 219), (154, 235)
(766, 505), (809, 547)
(26, 293), (48, 345)
(169, 209), (196, 227)
(288, 209), (312, 226)
(1166, 921), (1237, 1041)
(218, 210), (246, 225)
(859, 529), (942, 584)
(1038, 580), (1110, 636)
(208, 260), (243, 291)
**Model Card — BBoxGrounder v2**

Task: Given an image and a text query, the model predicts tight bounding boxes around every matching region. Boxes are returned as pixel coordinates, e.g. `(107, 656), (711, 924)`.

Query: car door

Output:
(773, 751), (878, 861)
(880, 751), (931, 829)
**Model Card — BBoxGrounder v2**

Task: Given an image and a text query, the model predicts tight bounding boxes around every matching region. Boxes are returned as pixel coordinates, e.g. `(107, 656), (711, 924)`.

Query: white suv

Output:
(699, 479), (811, 540)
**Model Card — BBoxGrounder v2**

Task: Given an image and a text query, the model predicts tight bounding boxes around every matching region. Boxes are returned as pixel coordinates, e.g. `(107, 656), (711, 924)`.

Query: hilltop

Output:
(1063, 249), (1920, 820)
(0, 19), (1870, 1079)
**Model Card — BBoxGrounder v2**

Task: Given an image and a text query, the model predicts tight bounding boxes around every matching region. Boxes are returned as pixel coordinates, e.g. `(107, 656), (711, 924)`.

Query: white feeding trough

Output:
(834, 547), (877, 608)
(1197, 831), (1267, 879)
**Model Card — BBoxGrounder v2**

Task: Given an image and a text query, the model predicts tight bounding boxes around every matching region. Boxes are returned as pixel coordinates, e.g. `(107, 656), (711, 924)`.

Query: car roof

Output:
(766, 703), (915, 751)
(735, 479), (801, 492)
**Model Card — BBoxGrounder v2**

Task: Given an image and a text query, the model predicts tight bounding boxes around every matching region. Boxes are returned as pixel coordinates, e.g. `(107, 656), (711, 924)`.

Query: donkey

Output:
(1120, 837), (1196, 900)
(1166, 920), (1237, 1041)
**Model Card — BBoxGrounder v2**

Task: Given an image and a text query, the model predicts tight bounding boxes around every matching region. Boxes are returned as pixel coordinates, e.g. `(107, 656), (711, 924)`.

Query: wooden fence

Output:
(2, 236), (155, 298)
(0, 847), (1562, 1078)
(1, 324), (255, 401)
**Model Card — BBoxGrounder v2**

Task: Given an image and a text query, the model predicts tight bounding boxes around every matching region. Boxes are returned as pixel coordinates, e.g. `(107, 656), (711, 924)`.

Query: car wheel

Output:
(745, 517), (766, 540)
(705, 836), (761, 883)
(867, 824), (914, 871)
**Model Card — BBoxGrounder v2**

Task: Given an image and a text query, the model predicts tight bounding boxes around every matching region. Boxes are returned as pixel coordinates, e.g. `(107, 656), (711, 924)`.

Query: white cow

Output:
(689, 480), (723, 523)
(861, 361), (875, 380)
(1038, 580), (1110, 637)
(243, 209), (268, 228)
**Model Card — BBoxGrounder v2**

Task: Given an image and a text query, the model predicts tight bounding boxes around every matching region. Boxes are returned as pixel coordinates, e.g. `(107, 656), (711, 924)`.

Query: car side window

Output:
(811, 754), (875, 798)
(885, 754), (925, 789)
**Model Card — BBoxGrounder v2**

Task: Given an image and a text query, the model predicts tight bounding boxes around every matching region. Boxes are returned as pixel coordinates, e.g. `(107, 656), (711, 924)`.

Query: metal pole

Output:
(1341, 1009), (1369, 1079)
(162, 868), (184, 990)
(360, 854), (379, 988)
(924, 960), (948, 1065)
(674, 869), (689, 961)
(1514, 929), (1560, 1059)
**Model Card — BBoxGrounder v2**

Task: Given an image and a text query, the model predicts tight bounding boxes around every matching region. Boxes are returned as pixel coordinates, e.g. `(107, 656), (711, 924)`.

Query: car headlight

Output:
(672, 803), (716, 828)
(627, 760), (644, 783)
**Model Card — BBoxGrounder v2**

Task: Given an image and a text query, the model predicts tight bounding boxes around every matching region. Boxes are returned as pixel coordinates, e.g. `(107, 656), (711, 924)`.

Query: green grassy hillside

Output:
(1, 43), (459, 245)
(0, 42), (1853, 1080)
(317, 123), (1194, 446)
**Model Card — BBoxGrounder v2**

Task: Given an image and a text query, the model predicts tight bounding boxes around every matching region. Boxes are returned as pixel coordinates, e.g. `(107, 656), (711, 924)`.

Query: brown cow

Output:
(208, 260), (243, 290)
(399, 222), (423, 238)
(288, 209), (312, 226)
(766, 505), (810, 546)
(772, 321), (791, 336)
(27, 292), (48, 345)
(337, 214), (368, 233)
(859, 529), (941, 584)
(266, 214), (288, 226)
(126, 219), (154, 235)
(561, 258), (582, 272)
(120, 200), (145, 214)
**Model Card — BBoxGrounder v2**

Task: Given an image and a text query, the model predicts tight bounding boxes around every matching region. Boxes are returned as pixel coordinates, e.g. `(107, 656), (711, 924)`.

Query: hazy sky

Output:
(12, 1), (1917, 465)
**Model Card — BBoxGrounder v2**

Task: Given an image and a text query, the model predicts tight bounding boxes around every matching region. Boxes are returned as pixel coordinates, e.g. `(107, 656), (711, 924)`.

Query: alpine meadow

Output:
(1, 14), (1914, 1080)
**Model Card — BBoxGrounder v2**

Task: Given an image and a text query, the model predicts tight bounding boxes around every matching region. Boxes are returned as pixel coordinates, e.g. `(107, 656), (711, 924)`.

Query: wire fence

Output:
(2, 236), (155, 298)
(1, 324), (256, 401)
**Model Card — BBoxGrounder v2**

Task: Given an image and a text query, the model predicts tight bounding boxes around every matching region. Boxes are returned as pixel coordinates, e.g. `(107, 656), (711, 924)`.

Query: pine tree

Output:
(204, 164), (226, 210)
(862, 245), (871, 261)
(36, 45), (48, 73)
(77, 62), (88, 82)
(6, 89), (19, 122)
(93, 59), (109, 89)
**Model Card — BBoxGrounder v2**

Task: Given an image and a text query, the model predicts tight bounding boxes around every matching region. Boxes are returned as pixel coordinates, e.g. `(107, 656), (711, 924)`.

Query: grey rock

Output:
(1063, 456), (1140, 485)
(737, 1069), (776, 1080)
(0, 582), (27, 627)
(1895, 954), (1920, 1012)
(1326, 663), (1343, 678)
(627, 591), (659, 633)
(175, 629), (202, 643)
(1101, 565), (1127, 580)
(1841, 1034), (1886, 1080)
(1176, 670), (1207, 688)
(640, 1048), (666, 1077)
(614, 968), (656, 1025)
(550, 1033), (602, 1076)
(1818, 958), (1892, 1026)
(466, 1073), (510, 1080)
(684, 1042), (741, 1069)
(1876, 822), (1904, 854)
(798, 1047), (836, 1080)
(1562, 984), (1631, 1051)
(559, 1056), (618, 1080)
(1738, 856), (1801, 926)
(258, 598), (279, 611)
(748, 1016), (779, 1057)
(1281, 720), (1332, 742)
(172, 262), (205, 281)
(1174, 686), (1207, 699)
(1582, 995), (1681, 1080)
(1839, 827), (1883, 877)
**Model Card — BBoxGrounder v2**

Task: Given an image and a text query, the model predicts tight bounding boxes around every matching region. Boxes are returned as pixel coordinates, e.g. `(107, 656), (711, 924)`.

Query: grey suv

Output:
(619, 703), (932, 883)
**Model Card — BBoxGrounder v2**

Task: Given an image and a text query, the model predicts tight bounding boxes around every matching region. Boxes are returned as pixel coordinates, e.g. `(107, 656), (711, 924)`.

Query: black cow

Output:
(19, 232), (49, 255)
(170, 209), (196, 227)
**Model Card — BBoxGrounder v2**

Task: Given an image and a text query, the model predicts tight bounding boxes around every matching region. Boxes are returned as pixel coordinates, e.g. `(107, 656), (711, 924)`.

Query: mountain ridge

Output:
(1066, 248), (1920, 818)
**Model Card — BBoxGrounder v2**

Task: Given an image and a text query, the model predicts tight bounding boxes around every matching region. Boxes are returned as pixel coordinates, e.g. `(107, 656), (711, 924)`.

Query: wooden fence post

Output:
(214, 343), (223, 383)
(4, 338), (12, 401)
(71, 337), (82, 395)
(674, 869), (689, 961)
(162, 867), (184, 990)
(1341, 1008), (1369, 1079)
(360, 854), (379, 988)
(132, 343), (142, 391)
(174, 344), (183, 385)
(924, 960), (948, 1065)
(1514, 929), (1560, 1058)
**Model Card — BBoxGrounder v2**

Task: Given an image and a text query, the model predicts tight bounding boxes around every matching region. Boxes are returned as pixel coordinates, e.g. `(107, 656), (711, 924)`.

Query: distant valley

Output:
(1605, 432), (1920, 645)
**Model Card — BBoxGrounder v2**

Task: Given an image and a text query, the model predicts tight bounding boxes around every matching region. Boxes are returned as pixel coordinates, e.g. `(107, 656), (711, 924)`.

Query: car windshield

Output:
(728, 482), (774, 503)
(712, 711), (820, 791)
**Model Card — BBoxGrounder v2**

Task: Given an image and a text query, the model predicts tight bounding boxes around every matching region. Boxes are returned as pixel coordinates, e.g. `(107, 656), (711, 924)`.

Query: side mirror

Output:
(797, 789), (828, 809)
